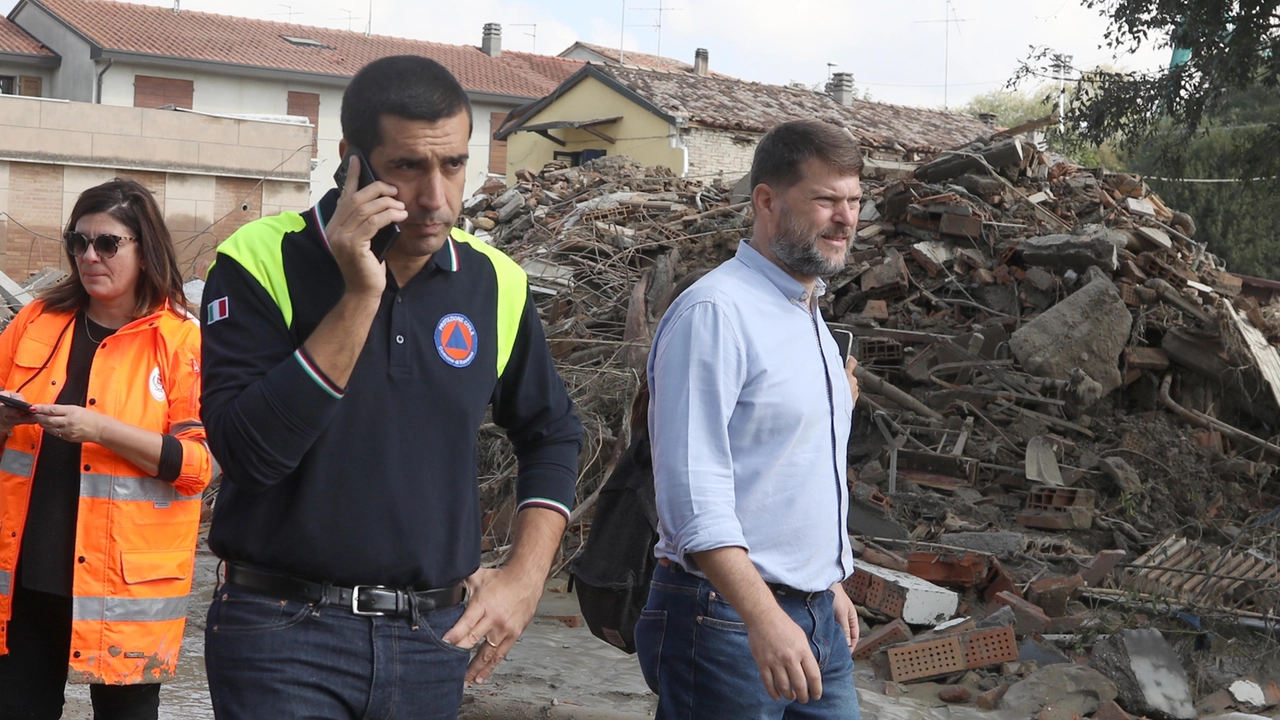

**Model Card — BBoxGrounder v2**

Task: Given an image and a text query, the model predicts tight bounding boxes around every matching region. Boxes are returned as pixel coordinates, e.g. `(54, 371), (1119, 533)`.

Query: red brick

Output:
(854, 619), (912, 661)
(992, 591), (1050, 636)
(1027, 575), (1085, 617)
(939, 212), (983, 239)
(1080, 550), (1126, 587)
(976, 684), (1010, 711)
(1123, 346), (1169, 370)
(1092, 699), (1133, 720)
(938, 686), (972, 704)
(1045, 614), (1088, 633)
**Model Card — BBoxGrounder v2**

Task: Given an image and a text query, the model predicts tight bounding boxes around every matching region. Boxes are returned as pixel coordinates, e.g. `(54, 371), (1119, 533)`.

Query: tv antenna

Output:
(629, 0), (682, 57)
(915, 0), (971, 108)
(271, 4), (303, 23)
(330, 8), (363, 32)
(510, 23), (537, 53)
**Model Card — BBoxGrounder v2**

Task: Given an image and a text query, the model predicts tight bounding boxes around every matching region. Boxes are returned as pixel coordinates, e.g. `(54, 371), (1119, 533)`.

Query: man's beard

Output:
(771, 202), (852, 278)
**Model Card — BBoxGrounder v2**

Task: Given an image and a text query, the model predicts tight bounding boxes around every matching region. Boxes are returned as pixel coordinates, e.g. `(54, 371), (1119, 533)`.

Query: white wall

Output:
(0, 64), (52, 96)
(100, 63), (510, 204)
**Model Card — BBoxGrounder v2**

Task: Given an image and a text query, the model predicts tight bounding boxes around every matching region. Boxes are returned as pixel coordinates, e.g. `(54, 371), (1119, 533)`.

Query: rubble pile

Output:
(465, 140), (1280, 712)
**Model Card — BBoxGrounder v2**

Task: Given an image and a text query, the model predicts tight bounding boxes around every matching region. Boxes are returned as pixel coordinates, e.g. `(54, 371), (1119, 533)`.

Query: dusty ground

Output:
(57, 543), (1037, 720)
(63, 544), (659, 719)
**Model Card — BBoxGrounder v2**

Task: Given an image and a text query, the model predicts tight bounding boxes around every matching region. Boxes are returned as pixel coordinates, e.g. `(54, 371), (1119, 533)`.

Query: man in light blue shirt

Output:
(636, 119), (864, 720)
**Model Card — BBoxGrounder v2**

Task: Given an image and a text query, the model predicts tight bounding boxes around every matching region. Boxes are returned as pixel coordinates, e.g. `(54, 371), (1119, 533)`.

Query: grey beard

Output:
(772, 211), (847, 278)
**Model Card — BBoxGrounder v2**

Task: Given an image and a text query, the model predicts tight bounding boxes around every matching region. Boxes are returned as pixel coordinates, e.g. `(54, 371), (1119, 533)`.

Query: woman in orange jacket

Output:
(0, 179), (213, 719)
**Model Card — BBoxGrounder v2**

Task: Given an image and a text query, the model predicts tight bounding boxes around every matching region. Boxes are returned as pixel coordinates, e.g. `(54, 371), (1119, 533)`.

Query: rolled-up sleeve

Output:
(648, 299), (748, 568)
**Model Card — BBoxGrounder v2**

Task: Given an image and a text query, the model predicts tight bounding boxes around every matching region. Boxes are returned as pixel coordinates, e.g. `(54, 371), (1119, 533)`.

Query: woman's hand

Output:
(31, 404), (110, 444)
(0, 391), (38, 434)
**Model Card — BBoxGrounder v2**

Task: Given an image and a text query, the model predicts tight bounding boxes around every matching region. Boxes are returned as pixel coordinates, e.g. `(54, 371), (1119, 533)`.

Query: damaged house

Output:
(494, 50), (994, 185)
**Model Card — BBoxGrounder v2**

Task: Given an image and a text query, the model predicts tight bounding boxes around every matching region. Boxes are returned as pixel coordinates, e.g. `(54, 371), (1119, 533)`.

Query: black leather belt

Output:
(658, 558), (823, 600)
(224, 563), (465, 617)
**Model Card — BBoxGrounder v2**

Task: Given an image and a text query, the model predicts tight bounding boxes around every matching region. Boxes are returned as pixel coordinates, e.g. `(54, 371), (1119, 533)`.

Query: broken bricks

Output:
(885, 625), (1017, 682)
(848, 560), (959, 625)
(1016, 486), (1097, 530)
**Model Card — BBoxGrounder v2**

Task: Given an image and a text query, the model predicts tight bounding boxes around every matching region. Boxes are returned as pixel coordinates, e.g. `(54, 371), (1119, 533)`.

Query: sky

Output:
(1, 0), (1175, 111)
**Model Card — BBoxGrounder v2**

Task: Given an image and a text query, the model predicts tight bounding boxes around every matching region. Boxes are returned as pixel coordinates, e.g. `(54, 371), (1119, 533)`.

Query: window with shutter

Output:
(17, 76), (41, 97)
(489, 112), (509, 175)
(134, 75), (194, 109)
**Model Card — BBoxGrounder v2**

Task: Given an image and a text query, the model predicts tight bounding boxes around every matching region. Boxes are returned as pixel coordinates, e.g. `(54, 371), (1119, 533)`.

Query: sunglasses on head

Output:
(63, 231), (135, 259)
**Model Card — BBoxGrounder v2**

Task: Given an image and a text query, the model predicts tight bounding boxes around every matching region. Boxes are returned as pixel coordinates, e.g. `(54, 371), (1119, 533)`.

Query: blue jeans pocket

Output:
(635, 609), (666, 693)
(700, 594), (747, 632)
(416, 603), (472, 657)
(209, 587), (314, 633)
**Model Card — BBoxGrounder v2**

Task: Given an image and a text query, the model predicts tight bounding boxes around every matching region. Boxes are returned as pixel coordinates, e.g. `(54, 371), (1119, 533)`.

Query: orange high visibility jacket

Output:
(0, 300), (212, 684)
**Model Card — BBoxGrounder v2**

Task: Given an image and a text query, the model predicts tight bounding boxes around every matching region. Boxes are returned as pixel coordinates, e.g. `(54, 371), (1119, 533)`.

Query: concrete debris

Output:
(847, 560), (959, 625)
(999, 664), (1118, 718)
(1009, 268), (1133, 396)
(458, 147), (1280, 711)
(1090, 629), (1196, 720)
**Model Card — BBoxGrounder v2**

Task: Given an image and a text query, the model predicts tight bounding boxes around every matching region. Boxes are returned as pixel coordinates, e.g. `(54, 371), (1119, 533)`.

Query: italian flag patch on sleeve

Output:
(208, 297), (229, 324)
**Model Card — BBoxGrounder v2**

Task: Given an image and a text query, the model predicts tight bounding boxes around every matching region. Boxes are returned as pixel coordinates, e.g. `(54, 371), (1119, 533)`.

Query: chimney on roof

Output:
(173, 0), (180, 12)
(693, 48), (709, 77)
(828, 72), (855, 106)
(978, 112), (998, 127)
(482, 23), (502, 58)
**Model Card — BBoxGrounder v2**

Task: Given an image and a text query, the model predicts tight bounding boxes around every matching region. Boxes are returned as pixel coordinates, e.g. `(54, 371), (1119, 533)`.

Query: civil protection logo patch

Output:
(435, 313), (477, 368)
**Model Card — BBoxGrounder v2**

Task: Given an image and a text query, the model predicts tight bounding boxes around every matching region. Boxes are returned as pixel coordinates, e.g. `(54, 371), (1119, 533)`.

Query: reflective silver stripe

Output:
(169, 421), (204, 435)
(80, 474), (198, 503)
(72, 595), (189, 623)
(0, 569), (10, 596)
(0, 449), (35, 477)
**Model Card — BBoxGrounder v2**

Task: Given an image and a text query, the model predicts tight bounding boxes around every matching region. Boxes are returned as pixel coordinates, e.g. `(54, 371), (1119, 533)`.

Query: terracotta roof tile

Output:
(30, 0), (567, 97)
(0, 15), (52, 55)
(596, 65), (992, 152)
(572, 41), (700, 74)
(501, 51), (585, 86)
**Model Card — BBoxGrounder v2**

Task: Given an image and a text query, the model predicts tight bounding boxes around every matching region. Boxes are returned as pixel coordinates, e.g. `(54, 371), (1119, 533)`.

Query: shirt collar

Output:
(427, 230), (460, 273)
(735, 240), (826, 307)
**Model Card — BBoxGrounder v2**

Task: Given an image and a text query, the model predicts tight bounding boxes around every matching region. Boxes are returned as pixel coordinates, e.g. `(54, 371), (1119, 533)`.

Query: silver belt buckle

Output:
(351, 585), (389, 616)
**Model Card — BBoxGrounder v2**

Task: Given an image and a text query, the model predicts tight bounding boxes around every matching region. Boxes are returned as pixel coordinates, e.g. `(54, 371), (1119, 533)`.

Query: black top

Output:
(19, 312), (114, 595)
(200, 190), (583, 590)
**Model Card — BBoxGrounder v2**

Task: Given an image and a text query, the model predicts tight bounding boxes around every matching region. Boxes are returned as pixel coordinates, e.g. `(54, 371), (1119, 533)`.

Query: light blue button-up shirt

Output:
(647, 240), (854, 593)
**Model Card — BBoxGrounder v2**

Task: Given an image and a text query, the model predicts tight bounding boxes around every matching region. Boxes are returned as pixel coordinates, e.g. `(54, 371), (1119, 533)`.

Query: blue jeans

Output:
(204, 582), (471, 720)
(635, 563), (861, 720)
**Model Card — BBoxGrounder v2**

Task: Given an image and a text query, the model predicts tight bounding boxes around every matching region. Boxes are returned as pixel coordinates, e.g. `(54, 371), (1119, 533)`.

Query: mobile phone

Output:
(830, 328), (855, 363)
(0, 394), (32, 413)
(333, 146), (402, 261)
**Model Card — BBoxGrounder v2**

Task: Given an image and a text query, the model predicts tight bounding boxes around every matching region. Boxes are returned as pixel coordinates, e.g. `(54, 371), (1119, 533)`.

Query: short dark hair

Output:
(43, 178), (186, 317)
(748, 119), (864, 193)
(341, 55), (473, 152)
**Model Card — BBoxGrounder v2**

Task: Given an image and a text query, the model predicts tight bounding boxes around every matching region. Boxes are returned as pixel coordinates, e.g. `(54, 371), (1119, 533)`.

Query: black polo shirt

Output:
(200, 189), (583, 589)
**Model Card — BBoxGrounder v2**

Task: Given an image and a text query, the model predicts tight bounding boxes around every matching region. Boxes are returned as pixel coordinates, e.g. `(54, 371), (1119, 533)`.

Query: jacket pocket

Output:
(120, 549), (193, 584)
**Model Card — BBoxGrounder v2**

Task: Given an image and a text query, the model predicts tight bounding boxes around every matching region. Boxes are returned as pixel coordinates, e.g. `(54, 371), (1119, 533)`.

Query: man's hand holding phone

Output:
(326, 153), (407, 300)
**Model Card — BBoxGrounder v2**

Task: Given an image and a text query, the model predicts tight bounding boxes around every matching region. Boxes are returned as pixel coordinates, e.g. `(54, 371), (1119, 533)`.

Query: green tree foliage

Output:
(1125, 85), (1280, 278)
(1014, 1), (1280, 173)
(961, 86), (1054, 127)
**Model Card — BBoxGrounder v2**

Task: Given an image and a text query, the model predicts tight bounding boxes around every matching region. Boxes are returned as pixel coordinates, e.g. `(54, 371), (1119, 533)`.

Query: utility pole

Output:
(914, 0), (971, 109)
(1054, 53), (1073, 134)
(365, 0), (373, 37)
(619, 0), (626, 63)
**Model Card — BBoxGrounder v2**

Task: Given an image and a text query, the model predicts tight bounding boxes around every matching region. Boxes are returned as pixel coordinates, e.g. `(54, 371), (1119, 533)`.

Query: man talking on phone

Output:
(199, 56), (583, 719)
(637, 119), (864, 719)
